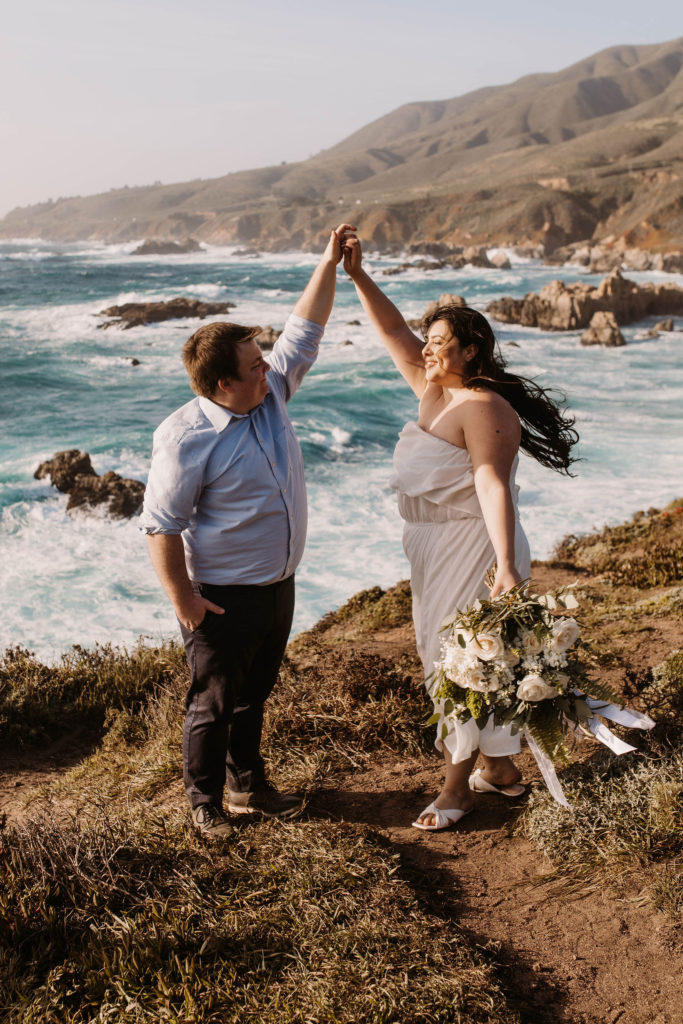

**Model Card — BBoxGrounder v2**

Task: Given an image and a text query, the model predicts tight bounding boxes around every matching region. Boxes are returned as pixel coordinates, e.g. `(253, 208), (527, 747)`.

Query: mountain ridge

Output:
(2, 36), (682, 254)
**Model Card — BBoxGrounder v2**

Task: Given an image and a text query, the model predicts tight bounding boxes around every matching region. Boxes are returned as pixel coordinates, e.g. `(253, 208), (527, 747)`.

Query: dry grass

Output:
(43, 640), (433, 813)
(0, 641), (186, 747)
(520, 648), (683, 917)
(299, 580), (413, 639)
(554, 499), (683, 587)
(4, 502), (683, 1018)
(0, 812), (517, 1024)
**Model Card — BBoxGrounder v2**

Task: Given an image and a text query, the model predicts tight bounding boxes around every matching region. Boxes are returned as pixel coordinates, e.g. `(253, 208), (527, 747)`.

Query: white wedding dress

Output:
(390, 421), (531, 764)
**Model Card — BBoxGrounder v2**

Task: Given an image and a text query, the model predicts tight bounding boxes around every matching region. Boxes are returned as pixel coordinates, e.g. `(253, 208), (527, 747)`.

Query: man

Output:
(140, 225), (352, 838)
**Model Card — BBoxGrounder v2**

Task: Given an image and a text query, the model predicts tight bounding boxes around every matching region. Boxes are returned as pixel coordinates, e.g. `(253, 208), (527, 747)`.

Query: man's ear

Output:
(216, 378), (234, 394)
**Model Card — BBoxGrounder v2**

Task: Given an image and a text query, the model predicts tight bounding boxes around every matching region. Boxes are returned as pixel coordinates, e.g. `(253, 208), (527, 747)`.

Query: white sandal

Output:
(411, 801), (473, 832)
(468, 768), (526, 798)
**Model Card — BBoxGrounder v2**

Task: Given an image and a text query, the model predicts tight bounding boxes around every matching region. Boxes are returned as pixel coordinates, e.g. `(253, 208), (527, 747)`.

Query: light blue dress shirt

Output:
(140, 313), (323, 585)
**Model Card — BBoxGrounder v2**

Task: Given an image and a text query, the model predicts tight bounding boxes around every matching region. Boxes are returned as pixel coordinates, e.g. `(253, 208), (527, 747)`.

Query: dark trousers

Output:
(179, 576), (295, 809)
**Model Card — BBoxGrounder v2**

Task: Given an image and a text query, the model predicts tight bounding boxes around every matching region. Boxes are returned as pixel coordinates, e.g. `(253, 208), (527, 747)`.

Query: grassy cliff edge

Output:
(0, 501), (681, 1022)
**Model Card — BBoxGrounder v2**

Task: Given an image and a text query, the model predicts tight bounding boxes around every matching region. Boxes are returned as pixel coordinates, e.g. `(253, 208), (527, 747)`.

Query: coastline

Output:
(1, 239), (681, 660)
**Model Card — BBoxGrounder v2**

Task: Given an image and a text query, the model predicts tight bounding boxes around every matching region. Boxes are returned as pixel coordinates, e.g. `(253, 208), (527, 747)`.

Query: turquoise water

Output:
(1, 239), (681, 661)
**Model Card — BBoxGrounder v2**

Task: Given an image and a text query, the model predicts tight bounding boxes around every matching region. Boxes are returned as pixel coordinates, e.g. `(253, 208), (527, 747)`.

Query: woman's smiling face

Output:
(422, 319), (475, 384)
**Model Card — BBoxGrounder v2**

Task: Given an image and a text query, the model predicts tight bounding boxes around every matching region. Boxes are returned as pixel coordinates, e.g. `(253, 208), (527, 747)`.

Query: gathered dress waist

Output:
(397, 492), (520, 525)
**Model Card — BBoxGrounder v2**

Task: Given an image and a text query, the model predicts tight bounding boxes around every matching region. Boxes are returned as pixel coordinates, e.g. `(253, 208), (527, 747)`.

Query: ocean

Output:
(1, 239), (681, 663)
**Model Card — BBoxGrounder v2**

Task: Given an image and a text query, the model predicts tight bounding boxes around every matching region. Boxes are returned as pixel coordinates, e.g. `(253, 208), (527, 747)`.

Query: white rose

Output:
(468, 631), (505, 662)
(550, 617), (580, 653)
(503, 648), (521, 668)
(522, 630), (543, 655)
(516, 673), (558, 702)
(464, 663), (489, 692)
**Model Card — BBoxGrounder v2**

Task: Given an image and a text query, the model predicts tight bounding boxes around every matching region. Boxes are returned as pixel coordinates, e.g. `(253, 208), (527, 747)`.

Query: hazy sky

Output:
(1, 0), (681, 216)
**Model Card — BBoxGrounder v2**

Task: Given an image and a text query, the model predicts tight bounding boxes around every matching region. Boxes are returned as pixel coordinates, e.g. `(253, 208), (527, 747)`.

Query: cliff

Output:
(0, 501), (681, 1021)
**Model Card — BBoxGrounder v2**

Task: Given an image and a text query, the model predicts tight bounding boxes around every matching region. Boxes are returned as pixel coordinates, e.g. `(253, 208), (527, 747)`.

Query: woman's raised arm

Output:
(343, 235), (426, 397)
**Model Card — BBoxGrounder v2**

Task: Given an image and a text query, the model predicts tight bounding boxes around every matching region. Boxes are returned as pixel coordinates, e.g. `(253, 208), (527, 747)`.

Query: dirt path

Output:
(319, 754), (682, 1024)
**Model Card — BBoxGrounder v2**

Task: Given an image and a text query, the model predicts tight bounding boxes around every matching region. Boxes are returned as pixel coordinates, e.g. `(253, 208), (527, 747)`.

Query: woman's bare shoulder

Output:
(465, 386), (517, 414)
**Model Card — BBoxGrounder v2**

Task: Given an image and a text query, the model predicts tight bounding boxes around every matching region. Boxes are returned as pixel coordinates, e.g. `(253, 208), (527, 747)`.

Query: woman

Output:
(342, 236), (578, 830)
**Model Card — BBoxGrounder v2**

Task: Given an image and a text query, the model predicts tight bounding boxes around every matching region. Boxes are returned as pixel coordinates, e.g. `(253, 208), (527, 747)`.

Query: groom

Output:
(140, 225), (353, 838)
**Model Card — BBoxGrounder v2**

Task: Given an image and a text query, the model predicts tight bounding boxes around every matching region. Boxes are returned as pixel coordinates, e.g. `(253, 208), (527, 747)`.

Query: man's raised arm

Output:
(292, 223), (356, 326)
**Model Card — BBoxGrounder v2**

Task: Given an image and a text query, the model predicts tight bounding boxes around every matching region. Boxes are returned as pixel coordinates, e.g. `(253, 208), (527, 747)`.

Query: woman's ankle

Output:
(479, 757), (521, 786)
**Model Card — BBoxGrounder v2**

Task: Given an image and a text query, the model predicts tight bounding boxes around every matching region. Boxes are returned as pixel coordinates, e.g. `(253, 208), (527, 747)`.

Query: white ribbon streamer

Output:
(584, 698), (655, 731)
(527, 697), (653, 804)
(586, 718), (637, 755)
(525, 730), (570, 808)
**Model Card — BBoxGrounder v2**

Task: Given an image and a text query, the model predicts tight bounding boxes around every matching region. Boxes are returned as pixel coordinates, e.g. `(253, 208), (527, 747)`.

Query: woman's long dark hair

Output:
(422, 304), (579, 474)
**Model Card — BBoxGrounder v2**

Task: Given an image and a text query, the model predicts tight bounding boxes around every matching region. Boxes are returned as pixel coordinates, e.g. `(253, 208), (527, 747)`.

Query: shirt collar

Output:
(198, 395), (248, 432)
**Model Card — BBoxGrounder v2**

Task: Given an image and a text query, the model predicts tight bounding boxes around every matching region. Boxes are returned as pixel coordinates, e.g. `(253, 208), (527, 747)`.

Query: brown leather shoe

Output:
(191, 803), (233, 838)
(228, 782), (302, 819)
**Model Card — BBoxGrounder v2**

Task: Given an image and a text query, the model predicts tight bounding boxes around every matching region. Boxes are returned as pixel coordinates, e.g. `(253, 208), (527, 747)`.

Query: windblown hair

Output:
(421, 304), (579, 474)
(182, 322), (261, 397)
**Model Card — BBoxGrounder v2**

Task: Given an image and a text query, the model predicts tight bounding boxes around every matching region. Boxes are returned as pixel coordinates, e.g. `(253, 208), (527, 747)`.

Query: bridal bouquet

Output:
(429, 576), (654, 804)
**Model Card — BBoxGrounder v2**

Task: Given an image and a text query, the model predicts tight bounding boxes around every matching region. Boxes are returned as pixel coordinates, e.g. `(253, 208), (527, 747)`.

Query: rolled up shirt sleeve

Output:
(266, 313), (324, 401)
(139, 423), (208, 534)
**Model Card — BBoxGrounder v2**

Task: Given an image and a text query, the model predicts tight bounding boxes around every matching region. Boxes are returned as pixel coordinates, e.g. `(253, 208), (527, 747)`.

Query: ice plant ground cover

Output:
(430, 576), (629, 765)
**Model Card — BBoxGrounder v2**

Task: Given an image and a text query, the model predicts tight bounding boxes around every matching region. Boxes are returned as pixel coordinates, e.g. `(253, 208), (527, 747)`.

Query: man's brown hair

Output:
(182, 322), (261, 397)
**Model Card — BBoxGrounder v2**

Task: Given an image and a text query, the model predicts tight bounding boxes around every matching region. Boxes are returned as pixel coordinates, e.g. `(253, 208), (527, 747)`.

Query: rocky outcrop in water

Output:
(405, 293), (468, 329)
(547, 243), (683, 275)
(253, 326), (281, 350)
(132, 237), (202, 255)
(486, 270), (683, 332)
(34, 450), (144, 518)
(580, 311), (625, 347)
(97, 297), (236, 329)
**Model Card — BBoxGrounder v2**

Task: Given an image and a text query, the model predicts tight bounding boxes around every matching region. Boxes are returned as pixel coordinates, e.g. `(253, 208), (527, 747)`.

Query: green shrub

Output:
(0, 641), (186, 747)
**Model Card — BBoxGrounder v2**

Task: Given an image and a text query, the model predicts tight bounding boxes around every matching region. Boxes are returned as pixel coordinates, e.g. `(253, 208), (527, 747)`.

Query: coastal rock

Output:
(34, 450), (95, 493)
(97, 297), (236, 330)
(382, 259), (444, 276)
(622, 248), (654, 272)
(653, 318), (674, 332)
(489, 251), (512, 269)
(423, 294), (468, 319)
(253, 325), (282, 350)
(443, 254), (467, 269)
(513, 243), (546, 260)
(463, 246), (493, 268)
(407, 243), (462, 258)
(487, 269), (683, 331)
(549, 244), (683, 275)
(34, 450), (145, 518)
(438, 293), (467, 308)
(132, 237), (202, 256)
(68, 472), (145, 518)
(588, 246), (622, 274)
(580, 311), (625, 347)
(662, 252), (683, 273)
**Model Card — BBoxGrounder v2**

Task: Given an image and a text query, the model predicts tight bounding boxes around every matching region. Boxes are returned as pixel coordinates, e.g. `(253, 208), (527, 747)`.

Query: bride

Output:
(342, 236), (578, 830)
